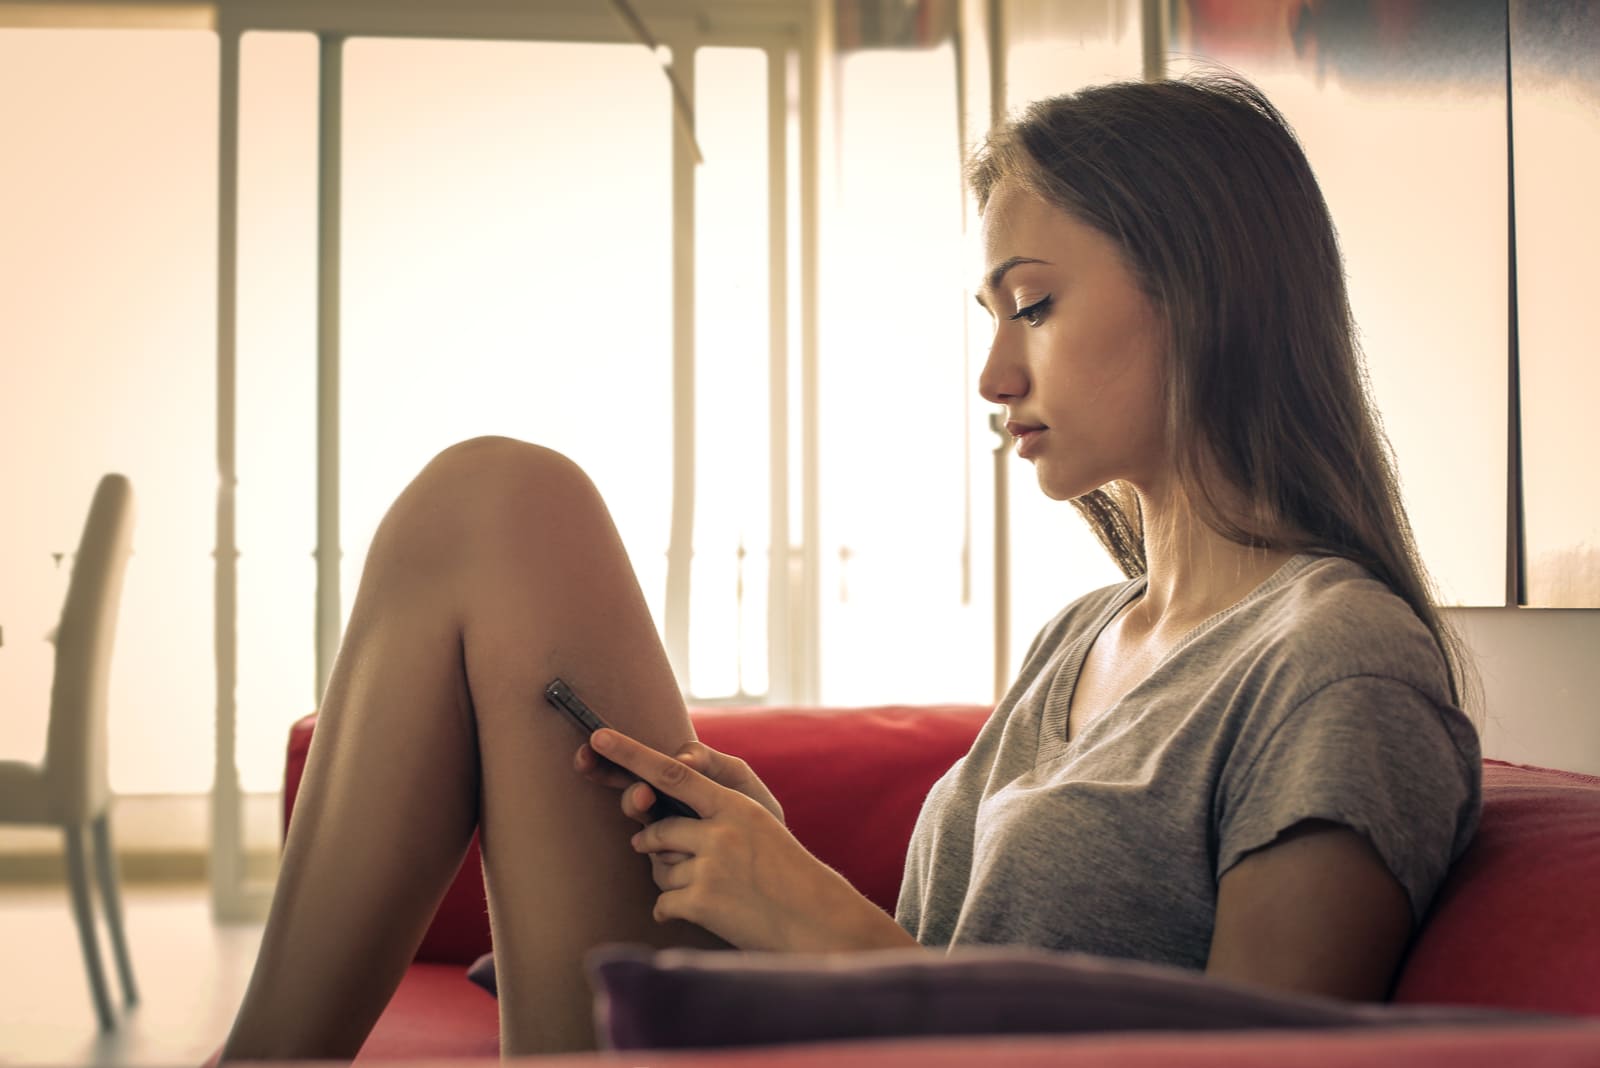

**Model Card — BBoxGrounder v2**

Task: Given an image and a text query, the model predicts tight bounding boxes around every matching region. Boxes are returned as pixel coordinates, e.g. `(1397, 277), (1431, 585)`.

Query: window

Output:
(997, 1), (1142, 674)
(817, 44), (993, 704)
(0, 28), (218, 795)
(691, 47), (773, 699)
(237, 30), (318, 792)
(336, 36), (676, 645)
(0, 11), (814, 832)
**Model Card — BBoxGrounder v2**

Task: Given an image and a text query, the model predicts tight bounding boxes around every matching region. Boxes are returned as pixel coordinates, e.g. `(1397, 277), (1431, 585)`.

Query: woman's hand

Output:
(585, 727), (918, 954)
(574, 735), (783, 826)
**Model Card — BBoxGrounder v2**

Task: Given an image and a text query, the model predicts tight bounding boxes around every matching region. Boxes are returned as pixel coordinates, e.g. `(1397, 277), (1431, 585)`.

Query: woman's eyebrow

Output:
(976, 256), (1052, 300)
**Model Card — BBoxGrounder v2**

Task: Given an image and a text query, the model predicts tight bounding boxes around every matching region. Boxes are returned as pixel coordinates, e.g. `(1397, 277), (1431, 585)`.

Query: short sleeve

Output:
(1215, 675), (1482, 924)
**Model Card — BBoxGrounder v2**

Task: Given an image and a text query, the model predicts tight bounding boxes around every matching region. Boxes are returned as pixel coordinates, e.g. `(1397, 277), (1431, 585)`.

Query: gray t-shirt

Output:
(896, 553), (1482, 971)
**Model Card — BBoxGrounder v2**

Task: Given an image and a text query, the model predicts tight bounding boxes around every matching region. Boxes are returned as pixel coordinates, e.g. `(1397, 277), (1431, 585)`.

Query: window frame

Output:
(218, 0), (817, 921)
(5, 0), (819, 920)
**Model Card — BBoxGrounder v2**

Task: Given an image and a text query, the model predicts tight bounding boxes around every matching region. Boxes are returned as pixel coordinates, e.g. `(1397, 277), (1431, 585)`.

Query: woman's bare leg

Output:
(221, 437), (721, 1060)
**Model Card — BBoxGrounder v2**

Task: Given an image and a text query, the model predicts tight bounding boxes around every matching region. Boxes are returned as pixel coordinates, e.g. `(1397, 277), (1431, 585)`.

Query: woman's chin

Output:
(1033, 467), (1096, 502)
(1038, 483), (1075, 502)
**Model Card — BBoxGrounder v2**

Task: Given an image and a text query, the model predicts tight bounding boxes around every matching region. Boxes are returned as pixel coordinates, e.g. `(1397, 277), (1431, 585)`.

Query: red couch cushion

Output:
(695, 704), (993, 913)
(286, 714), (1600, 1020)
(284, 704), (991, 966)
(423, 1029), (1600, 1067)
(358, 963), (500, 1060)
(1393, 759), (1600, 1015)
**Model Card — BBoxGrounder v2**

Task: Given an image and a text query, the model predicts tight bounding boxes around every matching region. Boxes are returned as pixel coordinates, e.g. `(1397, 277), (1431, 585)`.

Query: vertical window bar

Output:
(766, 44), (791, 704)
(988, 0), (1008, 700)
(663, 41), (696, 687)
(795, 19), (823, 705)
(211, 23), (247, 921)
(314, 33), (344, 700)
(990, 412), (1010, 704)
(1141, 0), (1167, 82)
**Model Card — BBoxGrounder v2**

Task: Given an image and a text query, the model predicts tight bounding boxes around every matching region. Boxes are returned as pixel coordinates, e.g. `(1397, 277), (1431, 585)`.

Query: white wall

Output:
(1451, 608), (1600, 776)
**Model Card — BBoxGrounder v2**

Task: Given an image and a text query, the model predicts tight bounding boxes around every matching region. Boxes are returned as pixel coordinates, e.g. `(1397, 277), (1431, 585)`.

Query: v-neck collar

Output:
(1034, 553), (1317, 764)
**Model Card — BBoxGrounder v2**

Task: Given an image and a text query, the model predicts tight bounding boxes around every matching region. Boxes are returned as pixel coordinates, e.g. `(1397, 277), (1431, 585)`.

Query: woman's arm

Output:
(1206, 819), (1412, 1000)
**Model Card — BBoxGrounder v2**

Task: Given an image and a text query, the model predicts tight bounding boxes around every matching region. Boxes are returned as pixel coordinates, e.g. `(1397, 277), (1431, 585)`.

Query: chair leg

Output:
(91, 812), (139, 1007)
(63, 824), (116, 1031)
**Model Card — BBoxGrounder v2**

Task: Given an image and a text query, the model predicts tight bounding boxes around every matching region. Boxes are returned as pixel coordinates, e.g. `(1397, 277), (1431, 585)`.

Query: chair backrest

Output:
(44, 474), (135, 823)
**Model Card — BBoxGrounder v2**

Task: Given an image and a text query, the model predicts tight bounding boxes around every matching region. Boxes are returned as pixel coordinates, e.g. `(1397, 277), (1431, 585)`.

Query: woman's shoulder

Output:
(1241, 552), (1451, 701)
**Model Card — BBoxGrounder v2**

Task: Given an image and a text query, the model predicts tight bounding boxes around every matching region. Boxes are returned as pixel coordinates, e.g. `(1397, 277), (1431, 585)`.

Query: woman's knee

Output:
(394, 435), (591, 525)
(424, 436), (593, 498)
(392, 436), (619, 576)
(360, 437), (588, 582)
(428, 436), (612, 539)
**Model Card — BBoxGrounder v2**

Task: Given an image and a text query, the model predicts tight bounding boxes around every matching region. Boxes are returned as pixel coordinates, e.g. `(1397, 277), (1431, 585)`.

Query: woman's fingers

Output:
(621, 781), (657, 824)
(671, 741), (712, 774)
(630, 815), (707, 858)
(591, 728), (724, 817)
(586, 732), (783, 824)
(581, 737), (717, 832)
(651, 851), (691, 871)
(674, 742), (784, 824)
(650, 856), (697, 892)
(573, 743), (636, 791)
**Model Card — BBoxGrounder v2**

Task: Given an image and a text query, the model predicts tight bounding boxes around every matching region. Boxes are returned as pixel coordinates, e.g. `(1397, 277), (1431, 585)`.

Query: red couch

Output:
(282, 704), (1600, 1064)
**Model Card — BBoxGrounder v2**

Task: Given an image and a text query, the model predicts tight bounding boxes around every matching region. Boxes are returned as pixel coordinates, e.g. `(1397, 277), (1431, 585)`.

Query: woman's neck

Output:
(1121, 485), (1297, 640)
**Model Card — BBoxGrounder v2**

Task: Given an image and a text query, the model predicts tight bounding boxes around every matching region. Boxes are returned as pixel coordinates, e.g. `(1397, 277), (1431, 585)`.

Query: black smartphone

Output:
(544, 677), (700, 821)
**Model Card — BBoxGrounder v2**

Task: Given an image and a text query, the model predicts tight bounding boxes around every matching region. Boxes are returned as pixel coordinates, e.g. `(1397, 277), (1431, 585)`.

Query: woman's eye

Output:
(1008, 295), (1053, 328)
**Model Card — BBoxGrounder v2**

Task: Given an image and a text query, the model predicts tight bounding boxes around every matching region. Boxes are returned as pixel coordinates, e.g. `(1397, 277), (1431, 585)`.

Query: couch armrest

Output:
(1393, 759), (1600, 1015)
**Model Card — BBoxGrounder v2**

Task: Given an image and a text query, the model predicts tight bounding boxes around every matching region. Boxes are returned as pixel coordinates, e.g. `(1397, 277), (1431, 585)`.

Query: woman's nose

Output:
(977, 335), (1027, 404)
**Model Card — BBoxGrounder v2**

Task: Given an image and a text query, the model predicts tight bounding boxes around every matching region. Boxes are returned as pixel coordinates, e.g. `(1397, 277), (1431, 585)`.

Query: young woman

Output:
(220, 74), (1481, 1060)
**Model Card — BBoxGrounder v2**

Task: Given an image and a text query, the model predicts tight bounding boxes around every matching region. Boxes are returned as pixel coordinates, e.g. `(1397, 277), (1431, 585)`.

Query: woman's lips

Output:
(1015, 427), (1046, 459)
(1003, 419), (1047, 458)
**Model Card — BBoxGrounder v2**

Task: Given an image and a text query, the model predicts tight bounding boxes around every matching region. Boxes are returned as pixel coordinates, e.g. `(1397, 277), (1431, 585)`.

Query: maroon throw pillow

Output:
(466, 951), (497, 996)
(586, 946), (1551, 1051)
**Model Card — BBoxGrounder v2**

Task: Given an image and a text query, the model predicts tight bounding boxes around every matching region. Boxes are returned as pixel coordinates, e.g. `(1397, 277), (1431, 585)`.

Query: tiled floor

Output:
(0, 883), (264, 1067)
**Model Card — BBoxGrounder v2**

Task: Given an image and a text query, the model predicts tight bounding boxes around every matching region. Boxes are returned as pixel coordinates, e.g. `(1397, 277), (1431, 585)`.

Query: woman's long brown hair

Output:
(968, 74), (1476, 714)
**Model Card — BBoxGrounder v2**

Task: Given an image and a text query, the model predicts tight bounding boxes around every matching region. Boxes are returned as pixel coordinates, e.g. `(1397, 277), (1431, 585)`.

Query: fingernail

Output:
(630, 832), (643, 849)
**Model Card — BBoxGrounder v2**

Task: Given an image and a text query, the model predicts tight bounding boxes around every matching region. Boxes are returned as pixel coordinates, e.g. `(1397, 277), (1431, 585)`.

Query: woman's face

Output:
(976, 181), (1169, 502)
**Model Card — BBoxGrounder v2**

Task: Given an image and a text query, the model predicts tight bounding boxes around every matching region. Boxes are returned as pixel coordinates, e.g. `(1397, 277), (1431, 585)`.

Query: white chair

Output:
(0, 474), (138, 1031)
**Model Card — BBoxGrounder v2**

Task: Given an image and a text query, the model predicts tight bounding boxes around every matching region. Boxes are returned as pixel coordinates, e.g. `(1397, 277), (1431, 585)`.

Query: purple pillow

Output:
(584, 946), (1553, 1051)
(466, 952), (497, 996)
